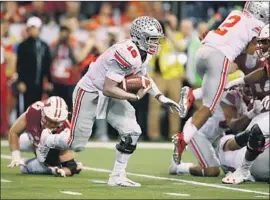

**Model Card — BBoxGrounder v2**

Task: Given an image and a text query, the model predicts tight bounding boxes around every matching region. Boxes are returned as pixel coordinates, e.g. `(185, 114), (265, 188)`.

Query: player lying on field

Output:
(8, 96), (82, 177)
(172, 1), (269, 166)
(169, 71), (264, 177)
(221, 24), (270, 184)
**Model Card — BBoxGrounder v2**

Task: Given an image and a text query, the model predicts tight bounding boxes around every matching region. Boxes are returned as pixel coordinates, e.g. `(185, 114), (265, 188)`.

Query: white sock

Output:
(183, 119), (198, 143)
(176, 162), (193, 174)
(193, 88), (203, 100)
(112, 150), (132, 175)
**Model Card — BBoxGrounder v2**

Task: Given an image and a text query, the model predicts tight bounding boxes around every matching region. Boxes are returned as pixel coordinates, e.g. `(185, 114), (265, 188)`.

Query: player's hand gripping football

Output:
(136, 85), (152, 100)
(7, 150), (26, 168)
(157, 95), (181, 113)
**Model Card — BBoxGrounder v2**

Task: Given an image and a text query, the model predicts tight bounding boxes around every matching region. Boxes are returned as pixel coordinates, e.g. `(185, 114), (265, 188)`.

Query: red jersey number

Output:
(127, 46), (138, 58)
(214, 15), (241, 36)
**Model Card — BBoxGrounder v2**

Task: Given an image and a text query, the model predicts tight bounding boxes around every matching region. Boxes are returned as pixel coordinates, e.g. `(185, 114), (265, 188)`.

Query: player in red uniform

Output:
(8, 96), (82, 177)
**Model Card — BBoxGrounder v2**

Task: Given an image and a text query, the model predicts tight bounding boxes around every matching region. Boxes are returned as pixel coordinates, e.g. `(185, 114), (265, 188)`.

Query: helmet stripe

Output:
(58, 97), (62, 118)
(54, 97), (59, 118)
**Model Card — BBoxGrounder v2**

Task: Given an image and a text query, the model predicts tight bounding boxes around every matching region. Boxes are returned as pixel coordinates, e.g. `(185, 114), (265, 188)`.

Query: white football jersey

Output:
(78, 39), (152, 92)
(203, 10), (265, 62)
(198, 89), (247, 143)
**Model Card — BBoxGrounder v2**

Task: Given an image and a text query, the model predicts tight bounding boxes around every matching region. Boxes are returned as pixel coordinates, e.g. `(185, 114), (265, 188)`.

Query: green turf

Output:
(1, 145), (269, 199)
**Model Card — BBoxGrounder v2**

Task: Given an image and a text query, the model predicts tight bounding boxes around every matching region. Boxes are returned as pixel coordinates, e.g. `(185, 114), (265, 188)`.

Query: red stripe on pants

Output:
(190, 139), (207, 168)
(210, 58), (230, 112)
(68, 88), (84, 145)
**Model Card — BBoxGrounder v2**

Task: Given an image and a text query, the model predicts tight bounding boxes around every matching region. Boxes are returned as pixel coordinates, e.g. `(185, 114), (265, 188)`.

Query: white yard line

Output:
(164, 192), (190, 197)
(60, 191), (82, 196)
(1, 154), (269, 196)
(1, 179), (12, 183)
(254, 196), (269, 198)
(0, 140), (173, 149)
(1, 155), (267, 195)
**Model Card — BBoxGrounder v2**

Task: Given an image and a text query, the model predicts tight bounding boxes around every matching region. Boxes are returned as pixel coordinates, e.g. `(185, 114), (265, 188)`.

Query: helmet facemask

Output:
(256, 37), (270, 60)
(130, 16), (164, 55)
(140, 33), (163, 55)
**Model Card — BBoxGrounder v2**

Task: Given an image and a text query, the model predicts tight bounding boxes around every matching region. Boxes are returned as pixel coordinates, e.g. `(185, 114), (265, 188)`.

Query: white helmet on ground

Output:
(130, 16), (164, 55)
(256, 24), (270, 60)
(243, 1), (269, 24)
(41, 96), (68, 130)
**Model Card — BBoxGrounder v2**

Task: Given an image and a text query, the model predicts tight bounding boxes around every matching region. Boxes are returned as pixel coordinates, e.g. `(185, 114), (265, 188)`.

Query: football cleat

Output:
(108, 173), (141, 187)
(36, 129), (51, 163)
(172, 132), (187, 165)
(179, 86), (194, 118)
(222, 167), (255, 184)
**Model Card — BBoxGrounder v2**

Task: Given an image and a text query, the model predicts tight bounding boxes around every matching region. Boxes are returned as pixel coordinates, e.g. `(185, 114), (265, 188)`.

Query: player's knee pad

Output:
(247, 124), (265, 153)
(61, 159), (81, 175)
(116, 135), (137, 154)
(234, 130), (250, 147)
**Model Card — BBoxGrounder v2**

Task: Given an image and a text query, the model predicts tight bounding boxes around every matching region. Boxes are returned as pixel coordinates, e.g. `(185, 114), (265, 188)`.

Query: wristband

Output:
(155, 93), (162, 100)
(11, 150), (20, 159)
(136, 94), (140, 100)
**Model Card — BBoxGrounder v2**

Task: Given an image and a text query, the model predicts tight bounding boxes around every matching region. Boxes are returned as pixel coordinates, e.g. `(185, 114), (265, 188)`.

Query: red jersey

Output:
(235, 54), (269, 100)
(25, 101), (70, 148)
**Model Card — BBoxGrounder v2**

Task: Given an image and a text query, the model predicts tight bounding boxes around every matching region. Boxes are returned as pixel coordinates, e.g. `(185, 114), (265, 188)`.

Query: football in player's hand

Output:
(119, 74), (151, 93)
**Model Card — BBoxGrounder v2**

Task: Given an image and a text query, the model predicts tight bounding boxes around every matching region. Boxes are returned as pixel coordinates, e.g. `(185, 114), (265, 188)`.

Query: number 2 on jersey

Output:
(214, 15), (241, 36)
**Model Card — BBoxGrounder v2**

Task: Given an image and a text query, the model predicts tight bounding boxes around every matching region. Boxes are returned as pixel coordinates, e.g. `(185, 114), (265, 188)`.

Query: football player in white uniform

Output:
(169, 71), (263, 177)
(36, 16), (180, 187)
(172, 1), (269, 165)
(220, 24), (270, 184)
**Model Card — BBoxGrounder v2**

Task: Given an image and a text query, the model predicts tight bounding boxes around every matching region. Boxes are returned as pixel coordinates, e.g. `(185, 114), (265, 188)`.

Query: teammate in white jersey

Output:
(220, 23), (270, 184)
(172, 1), (269, 165)
(36, 16), (180, 187)
(169, 71), (262, 177)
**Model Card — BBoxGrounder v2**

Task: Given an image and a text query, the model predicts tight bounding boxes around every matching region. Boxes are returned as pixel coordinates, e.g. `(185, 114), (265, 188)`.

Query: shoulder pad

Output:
(113, 41), (140, 69)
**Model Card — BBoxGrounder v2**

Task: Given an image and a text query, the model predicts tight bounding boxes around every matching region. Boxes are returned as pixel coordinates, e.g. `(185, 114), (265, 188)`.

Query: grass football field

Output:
(1, 141), (269, 199)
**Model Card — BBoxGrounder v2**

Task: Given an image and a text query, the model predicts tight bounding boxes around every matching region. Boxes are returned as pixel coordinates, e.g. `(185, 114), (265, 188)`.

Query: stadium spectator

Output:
(0, 2), (25, 23)
(16, 16), (53, 114)
(58, 2), (87, 27)
(50, 26), (80, 119)
(24, 1), (53, 25)
(148, 14), (185, 141)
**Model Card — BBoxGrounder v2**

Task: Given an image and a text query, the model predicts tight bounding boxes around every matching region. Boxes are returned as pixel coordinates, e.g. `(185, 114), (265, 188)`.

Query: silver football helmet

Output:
(256, 24), (270, 60)
(130, 16), (164, 55)
(243, 1), (269, 24)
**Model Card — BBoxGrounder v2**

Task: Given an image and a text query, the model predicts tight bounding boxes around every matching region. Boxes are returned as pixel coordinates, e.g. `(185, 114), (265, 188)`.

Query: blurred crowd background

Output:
(0, 1), (245, 141)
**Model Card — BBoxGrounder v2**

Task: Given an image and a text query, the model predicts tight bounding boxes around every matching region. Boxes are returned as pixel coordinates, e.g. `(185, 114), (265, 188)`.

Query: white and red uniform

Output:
(218, 58), (269, 182)
(68, 39), (152, 151)
(20, 101), (71, 174)
(203, 10), (265, 62)
(197, 10), (265, 112)
(187, 89), (247, 168)
(24, 101), (70, 150)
